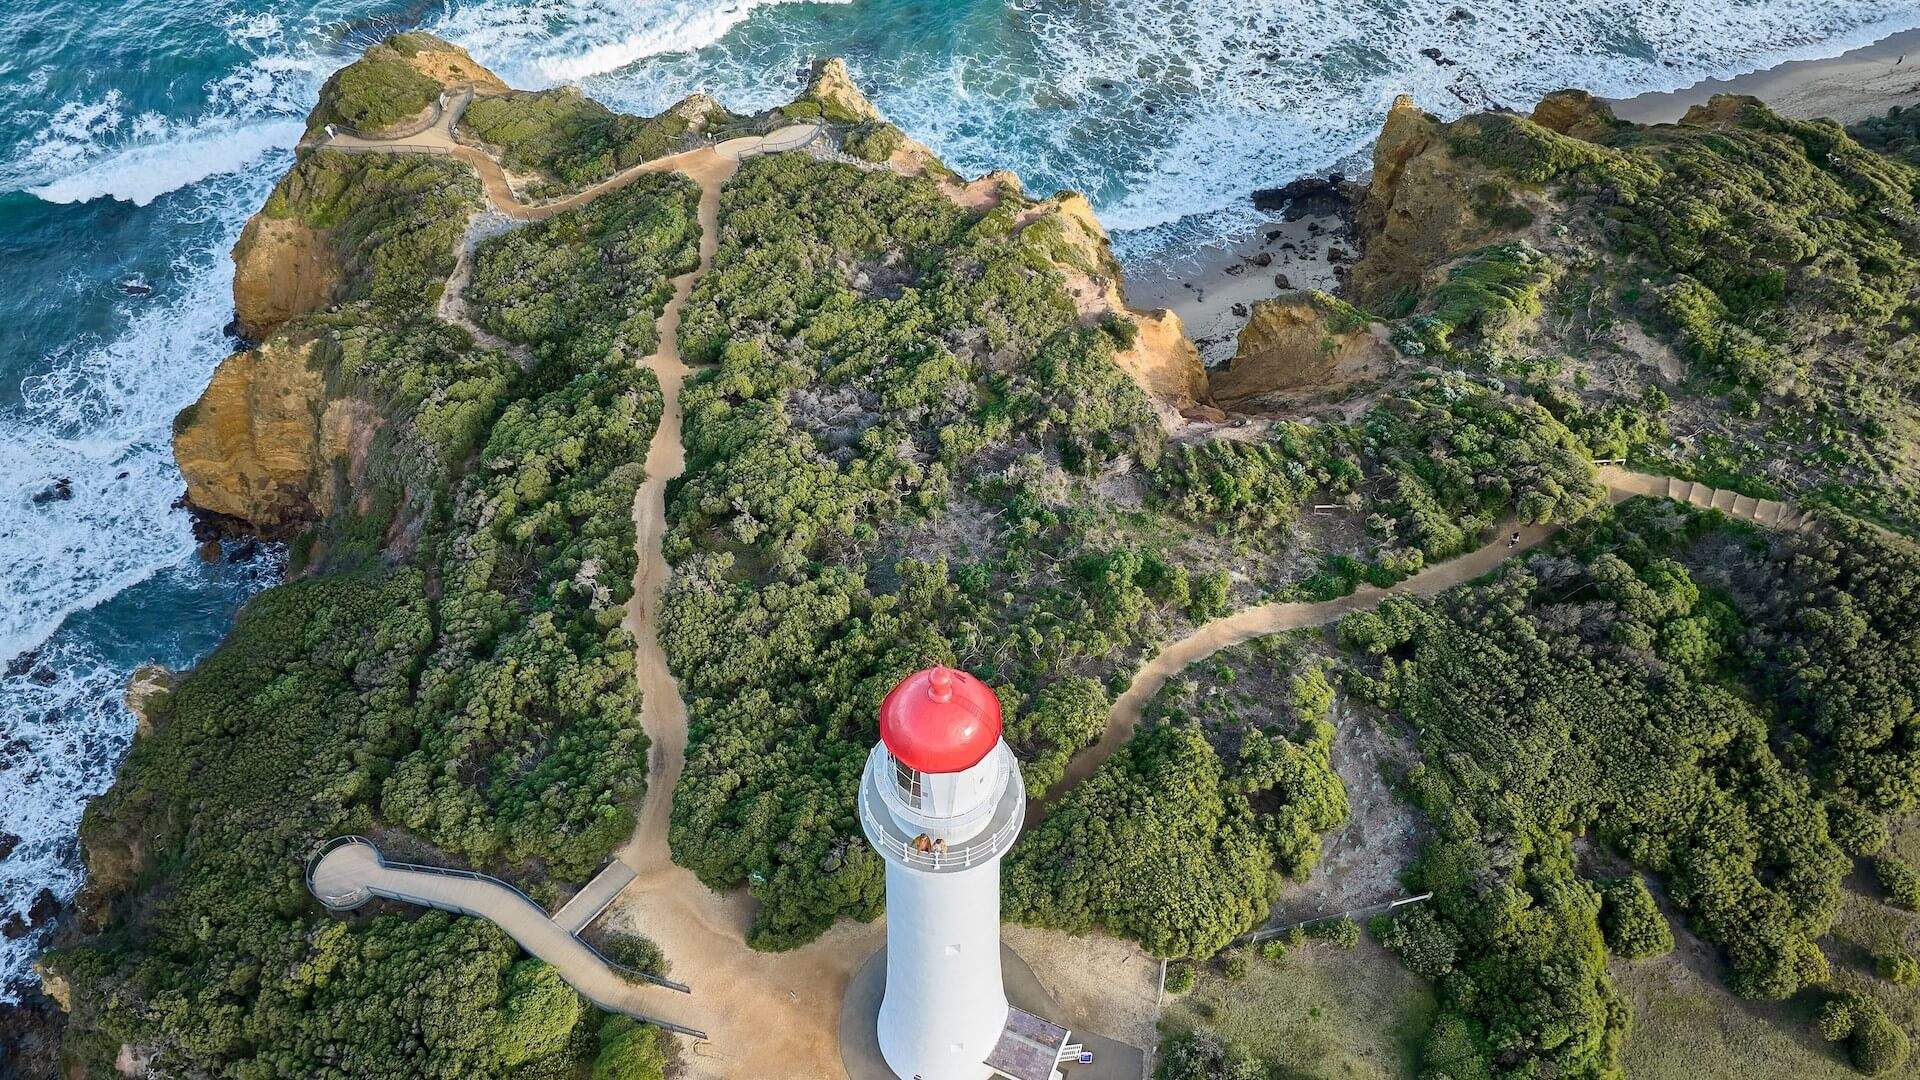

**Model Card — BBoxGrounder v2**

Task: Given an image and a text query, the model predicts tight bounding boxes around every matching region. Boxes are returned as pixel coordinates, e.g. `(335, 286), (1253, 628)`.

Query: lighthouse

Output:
(857, 666), (1069, 1080)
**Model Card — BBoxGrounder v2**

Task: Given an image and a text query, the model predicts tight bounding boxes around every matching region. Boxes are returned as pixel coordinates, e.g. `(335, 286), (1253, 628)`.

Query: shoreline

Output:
(1607, 26), (1920, 126)
(1137, 25), (1920, 374)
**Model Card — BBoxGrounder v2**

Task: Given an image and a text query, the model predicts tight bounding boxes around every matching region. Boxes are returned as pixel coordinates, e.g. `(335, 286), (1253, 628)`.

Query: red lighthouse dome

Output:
(879, 666), (1002, 774)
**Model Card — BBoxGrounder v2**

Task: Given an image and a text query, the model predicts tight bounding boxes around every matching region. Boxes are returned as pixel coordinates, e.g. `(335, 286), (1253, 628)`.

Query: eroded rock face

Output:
(1349, 94), (1494, 309)
(1209, 291), (1391, 409)
(124, 665), (176, 740)
(388, 34), (508, 96)
(1530, 89), (1622, 142)
(805, 57), (882, 123)
(230, 213), (334, 344)
(1016, 192), (1215, 422)
(171, 338), (343, 531)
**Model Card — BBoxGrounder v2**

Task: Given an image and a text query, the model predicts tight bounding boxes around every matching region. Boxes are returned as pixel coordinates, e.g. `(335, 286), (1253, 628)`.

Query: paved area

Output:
(554, 861), (638, 934)
(840, 944), (1143, 1080)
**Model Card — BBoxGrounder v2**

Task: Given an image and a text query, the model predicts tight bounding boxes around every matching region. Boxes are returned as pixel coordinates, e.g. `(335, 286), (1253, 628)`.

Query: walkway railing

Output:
(304, 836), (689, 994)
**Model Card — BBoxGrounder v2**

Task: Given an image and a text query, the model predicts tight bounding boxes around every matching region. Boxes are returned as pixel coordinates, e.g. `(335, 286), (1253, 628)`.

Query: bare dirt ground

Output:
(1270, 699), (1424, 924)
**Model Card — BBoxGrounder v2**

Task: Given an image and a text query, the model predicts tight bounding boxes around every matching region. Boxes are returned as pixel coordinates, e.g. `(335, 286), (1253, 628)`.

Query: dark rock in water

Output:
(1252, 252), (1273, 267)
(1280, 242), (1298, 252)
(116, 471), (129, 480)
(1225, 263), (1245, 277)
(222, 317), (259, 349)
(1274, 273), (1293, 290)
(28, 668), (57, 687)
(6, 651), (38, 679)
(1447, 7), (1473, 22)
(1328, 246), (1349, 263)
(30, 478), (73, 505)
(1231, 302), (1249, 317)
(198, 540), (223, 564)
(1, 890), (60, 940)
(1308, 221), (1323, 236)
(1421, 47), (1459, 67)
(0, 832), (19, 862)
(120, 279), (153, 296)
(227, 539), (260, 563)
(1250, 176), (1353, 221)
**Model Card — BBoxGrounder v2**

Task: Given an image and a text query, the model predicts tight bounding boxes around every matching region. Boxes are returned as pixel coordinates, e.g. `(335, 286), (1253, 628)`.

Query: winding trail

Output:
(1042, 466), (1811, 803)
(305, 94), (1815, 1075)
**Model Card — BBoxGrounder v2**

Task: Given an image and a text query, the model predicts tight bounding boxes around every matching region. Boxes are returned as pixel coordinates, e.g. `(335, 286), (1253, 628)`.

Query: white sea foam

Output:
(4, 9), (329, 205)
(0, 160), (284, 998)
(429, 0), (848, 87)
(27, 119), (303, 206)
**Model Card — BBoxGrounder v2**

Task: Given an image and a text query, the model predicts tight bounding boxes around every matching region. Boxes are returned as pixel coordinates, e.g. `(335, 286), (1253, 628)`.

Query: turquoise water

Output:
(3, 0), (1917, 997)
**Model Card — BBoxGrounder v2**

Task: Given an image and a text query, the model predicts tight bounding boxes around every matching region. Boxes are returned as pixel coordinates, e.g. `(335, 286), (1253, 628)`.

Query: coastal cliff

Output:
(47, 27), (1920, 1080)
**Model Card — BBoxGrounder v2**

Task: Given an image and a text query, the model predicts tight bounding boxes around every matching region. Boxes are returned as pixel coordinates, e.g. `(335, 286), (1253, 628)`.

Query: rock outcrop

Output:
(171, 338), (370, 531)
(803, 58), (882, 123)
(1530, 89), (1622, 142)
(1014, 192), (1214, 422)
(1209, 291), (1392, 409)
(1349, 94), (1492, 308)
(230, 213), (335, 344)
(123, 665), (176, 739)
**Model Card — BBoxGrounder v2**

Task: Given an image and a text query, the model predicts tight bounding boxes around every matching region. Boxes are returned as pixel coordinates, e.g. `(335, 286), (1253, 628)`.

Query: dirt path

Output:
(601, 134), (887, 1080)
(310, 102), (1813, 1074)
(1041, 468), (1807, 805)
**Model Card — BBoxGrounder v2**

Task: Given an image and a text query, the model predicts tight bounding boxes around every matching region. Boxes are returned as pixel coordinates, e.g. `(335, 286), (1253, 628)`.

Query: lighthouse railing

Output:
(858, 768), (1024, 872)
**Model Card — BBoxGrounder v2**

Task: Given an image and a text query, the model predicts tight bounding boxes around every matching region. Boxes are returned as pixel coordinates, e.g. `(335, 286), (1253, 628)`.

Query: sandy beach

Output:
(1137, 26), (1920, 378)
(1609, 26), (1920, 126)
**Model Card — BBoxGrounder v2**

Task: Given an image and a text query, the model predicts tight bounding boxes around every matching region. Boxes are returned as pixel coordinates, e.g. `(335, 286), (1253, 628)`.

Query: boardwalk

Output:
(307, 838), (703, 1035)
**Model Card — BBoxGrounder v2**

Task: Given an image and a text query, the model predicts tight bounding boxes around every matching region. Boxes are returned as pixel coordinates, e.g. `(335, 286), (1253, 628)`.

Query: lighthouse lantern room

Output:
(857, 666), (1071, 1080)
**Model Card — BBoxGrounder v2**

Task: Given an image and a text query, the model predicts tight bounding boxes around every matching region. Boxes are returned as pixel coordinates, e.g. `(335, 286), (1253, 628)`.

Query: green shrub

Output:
(1304, 916), (1360, 949)
(1875, 950), (1919, 986)
(1164, 961), (1198, 994)
(844, 122), (905, 163)
(1874, 855), (1920, 911)
(1598, 876), (1673, 959)
(592, 1018), (669, 1080)
(1219, 949), (1250, 981)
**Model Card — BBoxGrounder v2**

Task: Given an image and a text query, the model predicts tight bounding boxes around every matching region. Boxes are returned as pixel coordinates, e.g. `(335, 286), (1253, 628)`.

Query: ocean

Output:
(2, 0), (1916, 998)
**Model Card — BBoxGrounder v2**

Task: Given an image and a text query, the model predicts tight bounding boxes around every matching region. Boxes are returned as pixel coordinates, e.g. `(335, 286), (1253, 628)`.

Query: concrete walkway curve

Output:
(307, 837), (704, 1036)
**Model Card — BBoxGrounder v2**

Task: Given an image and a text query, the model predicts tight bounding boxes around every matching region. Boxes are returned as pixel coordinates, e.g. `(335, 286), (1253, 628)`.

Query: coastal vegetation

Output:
(463, 89), (712, 191)
(657, 149), (1198, 949)
(42, 129), (692, 1074)
(41, 29), (1920, 1080)
(1006, 635), (1348, 958)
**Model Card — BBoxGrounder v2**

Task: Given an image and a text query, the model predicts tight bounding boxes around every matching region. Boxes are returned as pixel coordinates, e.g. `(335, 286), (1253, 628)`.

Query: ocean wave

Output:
(430, 0), (849, 87)
(3, 8), (329, 205)
(0, 171), (275, 665)
(26, 118), (303, 206)
(0, 548), (284, 1001)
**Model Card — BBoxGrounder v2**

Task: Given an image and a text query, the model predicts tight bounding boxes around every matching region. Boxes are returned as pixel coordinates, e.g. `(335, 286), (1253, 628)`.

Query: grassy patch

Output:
(1160, 938), (1434, 1078)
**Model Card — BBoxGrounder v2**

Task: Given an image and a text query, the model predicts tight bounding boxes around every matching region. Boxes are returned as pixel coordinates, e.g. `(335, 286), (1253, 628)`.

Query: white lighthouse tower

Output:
(858, 666), (1068, 1080)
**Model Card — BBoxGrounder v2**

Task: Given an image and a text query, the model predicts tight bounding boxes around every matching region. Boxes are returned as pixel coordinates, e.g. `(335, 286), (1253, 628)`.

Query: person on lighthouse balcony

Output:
(857, 665), (1074, 1080)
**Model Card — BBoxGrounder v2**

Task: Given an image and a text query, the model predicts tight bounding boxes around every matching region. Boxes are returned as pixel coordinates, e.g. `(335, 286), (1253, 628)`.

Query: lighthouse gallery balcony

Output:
(859, 742), (1025, 873)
